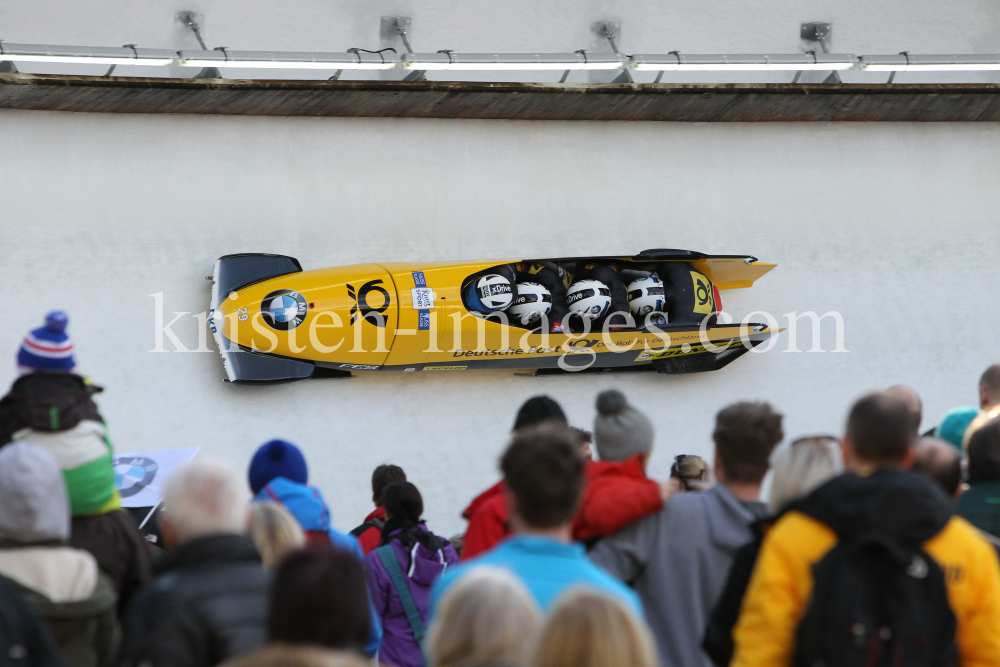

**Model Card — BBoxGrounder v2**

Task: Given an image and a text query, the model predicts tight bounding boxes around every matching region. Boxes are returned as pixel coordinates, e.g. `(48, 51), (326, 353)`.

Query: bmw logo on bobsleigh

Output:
(208, 249), (779, 384)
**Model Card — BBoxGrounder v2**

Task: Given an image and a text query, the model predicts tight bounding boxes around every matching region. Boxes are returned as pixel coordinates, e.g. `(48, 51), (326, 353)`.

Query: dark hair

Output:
(501, 425), (585, 528)
(846, 393), (913, 464)
(883, 386), (923, 436)
(513, 396), (567, 432)
(968, 418), (1000, 483)
(382, 481), (423, 523)
(981, 364), (1000, 399)
(912, 438), (962, 496)
(372, 464), (407, 503)
(269, 546), (371, 650)
(568, 427), (593, 446)
(713, 402), (783, 484)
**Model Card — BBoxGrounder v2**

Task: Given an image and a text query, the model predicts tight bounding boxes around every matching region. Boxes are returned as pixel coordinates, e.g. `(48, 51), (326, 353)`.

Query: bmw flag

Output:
(112, 447), (199, 510)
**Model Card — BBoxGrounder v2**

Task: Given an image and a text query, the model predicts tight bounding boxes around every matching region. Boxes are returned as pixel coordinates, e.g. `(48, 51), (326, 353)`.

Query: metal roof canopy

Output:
(2, 73), (1000, 121)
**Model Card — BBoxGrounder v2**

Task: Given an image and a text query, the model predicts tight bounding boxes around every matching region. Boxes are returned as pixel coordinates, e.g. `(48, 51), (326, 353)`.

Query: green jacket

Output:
(956, 479), (1000, 538)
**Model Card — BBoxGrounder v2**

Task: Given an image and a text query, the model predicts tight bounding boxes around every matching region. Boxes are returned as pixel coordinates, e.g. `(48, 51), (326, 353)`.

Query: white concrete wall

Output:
(1, 106), (998, 535)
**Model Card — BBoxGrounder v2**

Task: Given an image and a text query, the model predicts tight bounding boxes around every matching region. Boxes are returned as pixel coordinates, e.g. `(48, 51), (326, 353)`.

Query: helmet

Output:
(566, 280), (611, 320)
(627, 275), (665, 317)
(507, 282), (553, 325)
(466, 274), (513, 312)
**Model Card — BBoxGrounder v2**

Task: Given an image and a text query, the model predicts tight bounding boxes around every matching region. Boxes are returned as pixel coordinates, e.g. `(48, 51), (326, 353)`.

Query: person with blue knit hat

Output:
(248, 438), (384, 655)
(249, 439), (309, 494)
(16, 310), (76, 374)
(0, 312), (152, 613)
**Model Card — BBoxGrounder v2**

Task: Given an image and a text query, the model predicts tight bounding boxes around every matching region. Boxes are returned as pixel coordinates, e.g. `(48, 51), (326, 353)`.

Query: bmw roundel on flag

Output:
(112, 448), (199, 508)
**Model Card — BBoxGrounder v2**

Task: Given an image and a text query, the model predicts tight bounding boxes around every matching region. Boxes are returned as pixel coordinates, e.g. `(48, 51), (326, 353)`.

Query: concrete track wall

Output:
(2, 108), (997, 535)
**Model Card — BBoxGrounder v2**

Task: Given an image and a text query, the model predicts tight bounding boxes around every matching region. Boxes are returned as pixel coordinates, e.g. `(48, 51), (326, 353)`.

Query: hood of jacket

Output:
(793, 469), (952, 548)
(0, 545), (99, 604)
(586, 453), (648, 480)
(0, 443), (70, 543)
(700, 484), (770, 553)
(364, 506), (386, 523)
(255, 476), (333, 533)
(382, 524), (450, 586)
(462, 480), (505, 520)
(0, 372), (103, 445)
(155, 533), (262, 576)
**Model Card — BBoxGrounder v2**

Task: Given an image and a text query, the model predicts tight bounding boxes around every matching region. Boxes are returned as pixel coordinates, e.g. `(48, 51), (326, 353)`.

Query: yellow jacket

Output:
(732, 511), (1000, 667)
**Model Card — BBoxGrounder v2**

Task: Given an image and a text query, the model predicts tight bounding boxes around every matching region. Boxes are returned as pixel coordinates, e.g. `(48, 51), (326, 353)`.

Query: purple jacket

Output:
(365, 524), (459, 667)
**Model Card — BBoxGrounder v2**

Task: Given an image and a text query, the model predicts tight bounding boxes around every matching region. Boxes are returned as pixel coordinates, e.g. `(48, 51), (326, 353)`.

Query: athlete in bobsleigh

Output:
(462, 259), (718, 334)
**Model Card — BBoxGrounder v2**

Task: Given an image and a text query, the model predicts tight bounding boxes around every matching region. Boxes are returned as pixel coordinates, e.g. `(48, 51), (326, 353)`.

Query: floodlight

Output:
(630, 53), (857, 71)
(176, 49), (399, 70)
(860, 54), (1000, 71)
(400, 52), (627, 71)
(0, 43), (175, 66)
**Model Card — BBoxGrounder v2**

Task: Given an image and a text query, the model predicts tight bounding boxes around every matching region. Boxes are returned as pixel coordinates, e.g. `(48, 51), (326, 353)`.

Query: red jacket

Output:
(572, 455), (664, 541)
(461, 481), (510, 561)
(459, 456), (663, 560)
(355, 506), (386, 555)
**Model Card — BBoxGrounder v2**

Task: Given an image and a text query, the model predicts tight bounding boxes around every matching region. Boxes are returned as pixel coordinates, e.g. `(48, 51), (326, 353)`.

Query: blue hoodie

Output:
(254, 476), (381, 654)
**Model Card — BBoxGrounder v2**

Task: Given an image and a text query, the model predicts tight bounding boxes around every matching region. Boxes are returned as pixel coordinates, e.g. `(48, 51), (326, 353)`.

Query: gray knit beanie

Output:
(593, 389), (655, 462)
(0, 443), (70, 544)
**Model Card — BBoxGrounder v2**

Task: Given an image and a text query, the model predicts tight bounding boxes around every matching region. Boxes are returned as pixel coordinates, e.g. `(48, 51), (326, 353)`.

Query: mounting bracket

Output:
(799, 22), (841, 83)
(592, 20), (633, 83)
(383, 16), (424, 81)
(178, 11), (222, 78)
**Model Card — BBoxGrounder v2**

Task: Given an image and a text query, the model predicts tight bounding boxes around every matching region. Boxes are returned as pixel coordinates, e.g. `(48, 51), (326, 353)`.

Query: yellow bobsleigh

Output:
(209, 250), (777, 384)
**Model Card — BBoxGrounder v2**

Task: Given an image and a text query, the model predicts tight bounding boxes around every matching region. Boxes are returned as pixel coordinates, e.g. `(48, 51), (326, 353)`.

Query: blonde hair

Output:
(533, 587), (659, 667)
(426, 566), (542, 667)
(670, 454), (709, 490)
(248, 501), (305, 568)
(768, 436), (844, 512)
(162, 457), (249, 544)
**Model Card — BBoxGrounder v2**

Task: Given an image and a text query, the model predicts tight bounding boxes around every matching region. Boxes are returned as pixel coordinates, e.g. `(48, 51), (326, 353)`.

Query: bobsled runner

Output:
(209, 250), (778, 384)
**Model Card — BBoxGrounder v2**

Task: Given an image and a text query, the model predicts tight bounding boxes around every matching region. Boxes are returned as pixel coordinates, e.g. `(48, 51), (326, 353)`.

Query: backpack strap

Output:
(349, 518), (385, 538)
(375, 545), (426, 643)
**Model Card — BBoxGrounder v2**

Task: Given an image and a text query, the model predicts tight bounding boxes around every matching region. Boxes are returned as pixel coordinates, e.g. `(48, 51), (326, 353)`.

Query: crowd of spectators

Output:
(2, 311), (1000, 667)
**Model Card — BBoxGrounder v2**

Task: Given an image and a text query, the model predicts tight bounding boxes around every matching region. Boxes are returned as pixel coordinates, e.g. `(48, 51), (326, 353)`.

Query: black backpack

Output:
(793, 533), (958, 667)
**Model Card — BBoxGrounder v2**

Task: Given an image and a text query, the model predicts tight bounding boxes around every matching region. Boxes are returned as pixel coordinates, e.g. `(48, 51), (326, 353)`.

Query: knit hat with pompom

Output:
(248, 439), (309, 494)
(593, 389), (655, 462)
(17, 311), (75, 374)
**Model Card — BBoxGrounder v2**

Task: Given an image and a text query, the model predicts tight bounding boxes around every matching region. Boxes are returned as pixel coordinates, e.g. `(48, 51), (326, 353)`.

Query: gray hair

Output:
(162, 457), (249, 544)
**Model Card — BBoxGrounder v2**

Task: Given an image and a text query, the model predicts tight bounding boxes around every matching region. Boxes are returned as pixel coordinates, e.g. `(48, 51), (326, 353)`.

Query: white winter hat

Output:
(0, 443), (71, 544)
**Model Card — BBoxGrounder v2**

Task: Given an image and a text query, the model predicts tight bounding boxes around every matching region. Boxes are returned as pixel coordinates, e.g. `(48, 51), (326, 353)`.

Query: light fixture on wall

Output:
(177, 49), (399, 70)
(400, 52), (627, 71)
(630, 53), (857, 71)
(860, 54), (1000, 71)
(0, 42), (175, 66)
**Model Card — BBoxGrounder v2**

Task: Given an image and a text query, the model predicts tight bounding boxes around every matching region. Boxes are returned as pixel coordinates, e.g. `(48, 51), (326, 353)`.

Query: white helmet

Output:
(473, 274), (513, 311)
(627, 275), (666, 317)
(567, 280), (611, 320)
(507, 282), (553, 325)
